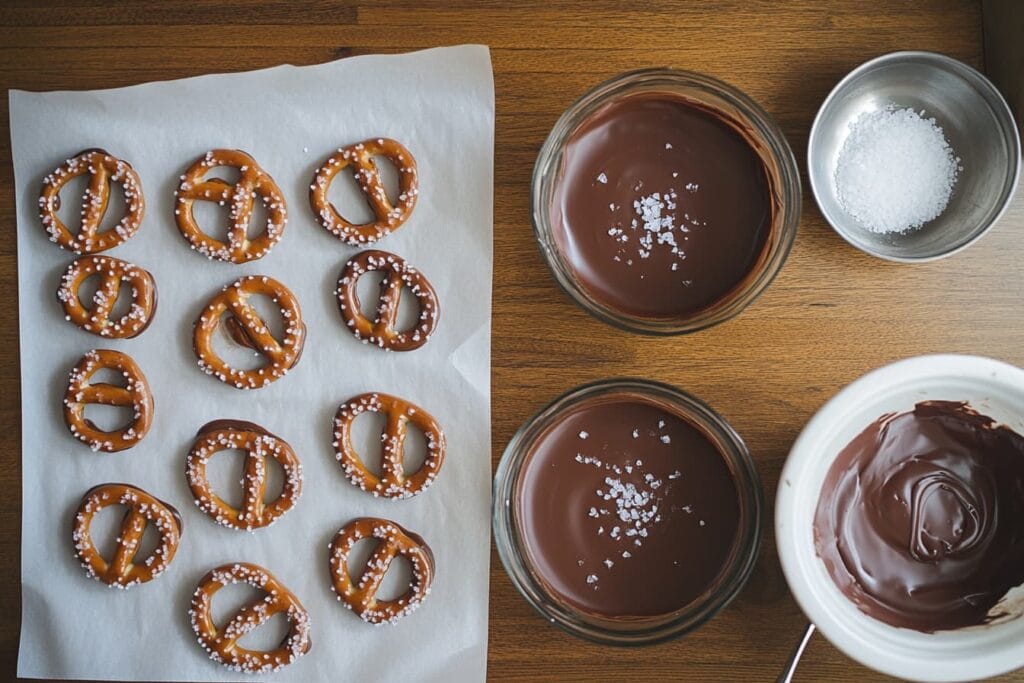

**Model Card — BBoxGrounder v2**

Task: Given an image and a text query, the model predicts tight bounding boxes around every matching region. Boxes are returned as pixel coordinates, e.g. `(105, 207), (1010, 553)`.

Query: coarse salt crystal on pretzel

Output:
(309, 138), (419, 246)
(328, 517), (434, 625)
(56, 254), (157, 339)
(193, 275), (306, 390)
(71, 482), (181, 589)
(335, 249), (439, 352)
(189, 562), (311, 673)
(38, 149), (145, 254)
(63, 349), (154, 452)
(175, 149), (287, 263)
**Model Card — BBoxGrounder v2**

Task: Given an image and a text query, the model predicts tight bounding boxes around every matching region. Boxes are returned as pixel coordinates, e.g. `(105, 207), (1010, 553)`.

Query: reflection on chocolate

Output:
(516, 395), (740, 618)
(550, 92), (774, 319)
(815, 401), (1024, 632)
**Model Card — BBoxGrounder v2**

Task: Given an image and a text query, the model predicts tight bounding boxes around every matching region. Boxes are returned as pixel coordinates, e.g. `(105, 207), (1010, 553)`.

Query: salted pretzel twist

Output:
(193, 275), (306, 390)
(336, 250), (439, 351)
(187, 420), (302, 531)
(72, 483), (182, 589)
(175, 149), (287, 263)
(333, 392), (446, 499)
(63, 349), (154, 452)
(57, 255), (157, 339)
(189, 562), (312, 674)
(38, 149), (145, 254)
(309, 138), (419, 245)
(328, 517), (434, 624)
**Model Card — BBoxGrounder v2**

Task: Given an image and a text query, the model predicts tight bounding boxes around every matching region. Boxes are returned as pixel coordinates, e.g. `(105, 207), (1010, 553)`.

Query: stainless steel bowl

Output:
(808, 51), (1021, 262)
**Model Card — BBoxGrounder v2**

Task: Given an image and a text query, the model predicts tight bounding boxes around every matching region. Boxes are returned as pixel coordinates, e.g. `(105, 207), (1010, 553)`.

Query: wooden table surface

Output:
(2, 1), (1023, 680)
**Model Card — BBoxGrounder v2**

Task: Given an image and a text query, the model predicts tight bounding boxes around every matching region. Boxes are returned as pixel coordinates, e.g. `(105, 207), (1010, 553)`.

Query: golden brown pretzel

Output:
(332, 392), (446, 499)
(186, 420), (302, 531)
(63, 349), (154, 452)
(328, 517), (434, 624)
(193, 275), (306, 390)
(38, 149), (145, 254)
(309, 138), (419, 245)
(72, 483), (182, 589)
(335, 250), (439, 351)
(175, 149), (287, 263)
(189, 562), (312, 673)
(56, 255), (157, 339)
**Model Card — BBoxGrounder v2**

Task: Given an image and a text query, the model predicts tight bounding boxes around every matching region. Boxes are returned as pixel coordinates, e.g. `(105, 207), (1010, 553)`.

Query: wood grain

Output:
(2, 1), (1022, 680)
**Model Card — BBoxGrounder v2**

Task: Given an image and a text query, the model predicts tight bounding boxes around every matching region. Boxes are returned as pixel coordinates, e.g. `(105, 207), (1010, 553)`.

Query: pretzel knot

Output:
(328, 518), (434, 624)
(193, 275), (306, 390)
(333, 392), (446, 499)
(38, 149), (145, 254)
(186, 420), (302, 531)
(336, 250), (439, 351)
(72, 483), (182, 589)
(63, 349), (154, 452)
(309, 138), (419, 245)
(189, 562), (312, 674)
(175, 149), (288, 263)
(56, 255), (157, 339)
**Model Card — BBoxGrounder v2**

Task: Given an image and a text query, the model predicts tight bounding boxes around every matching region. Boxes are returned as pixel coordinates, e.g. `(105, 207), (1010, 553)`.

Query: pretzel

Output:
(38, 149), (145, 254)
(56, 255), (157, 339)
(332, 392), (446, 499)
(309, 138), (419, 245)
(63, 349), (154, 452)
(336, 250), (439, 351)
(193, 275), (306, 390)
(189, 562), (312, 673)
(72, 483), (182, 589)
(175, 149), (288, 263)
(186, 420), (302, 531)
(328, 517), (434, 624)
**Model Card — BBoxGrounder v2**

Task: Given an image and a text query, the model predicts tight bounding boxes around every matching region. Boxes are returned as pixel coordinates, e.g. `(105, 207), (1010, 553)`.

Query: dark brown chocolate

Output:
(550, 92), (774, 319)
(516, 395), (741, 618)
(814, 401), (1024, 632)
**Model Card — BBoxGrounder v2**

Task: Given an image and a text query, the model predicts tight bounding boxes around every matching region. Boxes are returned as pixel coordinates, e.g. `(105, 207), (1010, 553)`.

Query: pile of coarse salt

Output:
(834, 105), (961, 234)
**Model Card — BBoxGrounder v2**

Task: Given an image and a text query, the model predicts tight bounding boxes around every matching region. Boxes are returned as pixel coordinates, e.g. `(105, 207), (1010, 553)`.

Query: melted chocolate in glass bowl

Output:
(516, 396), (741, 618)
(815, 401), (1024, 632)
(550, 92), (774, 319)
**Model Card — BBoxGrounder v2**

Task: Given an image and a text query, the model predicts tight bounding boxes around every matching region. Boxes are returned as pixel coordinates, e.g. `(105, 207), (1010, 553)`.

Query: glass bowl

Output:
(493, 378), (764, 645)
(531, 68), (802, 335)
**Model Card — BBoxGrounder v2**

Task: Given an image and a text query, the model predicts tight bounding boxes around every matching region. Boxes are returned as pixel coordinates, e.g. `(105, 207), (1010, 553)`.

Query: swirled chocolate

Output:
(814, 401), (1024, 632)
(549, 92), (775, 319)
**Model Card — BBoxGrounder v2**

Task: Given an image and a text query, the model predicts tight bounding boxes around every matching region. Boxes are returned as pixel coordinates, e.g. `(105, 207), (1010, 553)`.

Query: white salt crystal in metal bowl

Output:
(808, 51), (1020, 262)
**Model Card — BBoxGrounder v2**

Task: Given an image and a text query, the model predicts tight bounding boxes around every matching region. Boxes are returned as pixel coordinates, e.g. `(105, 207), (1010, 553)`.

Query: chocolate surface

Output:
(815, 401), (1024, 632)
(516, 395), (741, 618)
(550, 92), (774, 318)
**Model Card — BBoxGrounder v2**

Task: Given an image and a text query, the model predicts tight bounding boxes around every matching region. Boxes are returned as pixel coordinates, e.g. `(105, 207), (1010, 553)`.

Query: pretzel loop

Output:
(38, 149), (145, 254)
(57, 255), (157, 339)
(187, 420), (303, 530)
(193, 275), (306, 390)
(63, 349), (154, 452)
(309, 138), (419, 245)
(175, 149), (287, 263)
(328, 518), (434, 624)
(189, 562), (311, 674)
(333, 392), (446, 499)
(72, 483), (182, 589)
(336, 250), (440, 352)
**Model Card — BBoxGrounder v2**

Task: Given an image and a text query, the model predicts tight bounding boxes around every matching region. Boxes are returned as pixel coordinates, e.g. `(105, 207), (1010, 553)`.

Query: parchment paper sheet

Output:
(10, 45), (493, 682)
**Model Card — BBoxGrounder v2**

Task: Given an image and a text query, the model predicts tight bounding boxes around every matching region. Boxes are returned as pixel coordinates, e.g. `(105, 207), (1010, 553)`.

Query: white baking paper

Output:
(10, 45), (493, 682)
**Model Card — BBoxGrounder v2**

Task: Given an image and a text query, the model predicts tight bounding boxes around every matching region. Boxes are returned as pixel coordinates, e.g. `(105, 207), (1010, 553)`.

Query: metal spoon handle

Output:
(777, 622), (816, 683)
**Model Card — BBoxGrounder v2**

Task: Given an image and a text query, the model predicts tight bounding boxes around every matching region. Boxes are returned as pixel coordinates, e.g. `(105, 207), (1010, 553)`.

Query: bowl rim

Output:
(530, 67), (803, 335)
(776, 353), (1024, 681)
(493, 376), (765, 645)
(807, 50), (1022, 263)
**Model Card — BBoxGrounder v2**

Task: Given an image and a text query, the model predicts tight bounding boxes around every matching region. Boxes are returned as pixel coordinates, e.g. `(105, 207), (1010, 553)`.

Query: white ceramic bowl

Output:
(776, 354), (1024, 682)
